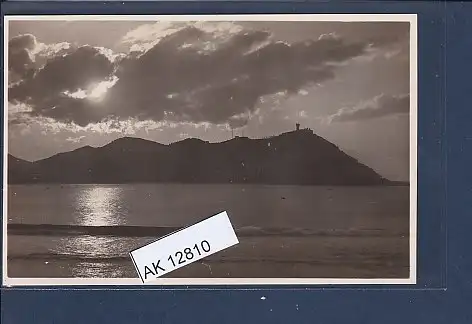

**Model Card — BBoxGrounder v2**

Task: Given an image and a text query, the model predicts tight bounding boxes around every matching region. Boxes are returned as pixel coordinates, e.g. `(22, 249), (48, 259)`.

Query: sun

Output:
(64, 76), (119, 102)
(87, 76), (119, 101)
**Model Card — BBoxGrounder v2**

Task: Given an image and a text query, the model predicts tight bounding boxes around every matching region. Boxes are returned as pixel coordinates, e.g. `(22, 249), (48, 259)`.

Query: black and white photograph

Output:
(4, 15), (416, 284)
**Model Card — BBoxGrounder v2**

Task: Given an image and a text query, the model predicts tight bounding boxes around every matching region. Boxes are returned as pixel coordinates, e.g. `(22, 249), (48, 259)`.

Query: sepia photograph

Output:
(3, 15), (416, 284)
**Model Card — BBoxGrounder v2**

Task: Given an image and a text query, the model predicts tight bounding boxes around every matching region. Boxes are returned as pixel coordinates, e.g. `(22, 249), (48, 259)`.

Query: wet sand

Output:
(8, 235), (409, 279)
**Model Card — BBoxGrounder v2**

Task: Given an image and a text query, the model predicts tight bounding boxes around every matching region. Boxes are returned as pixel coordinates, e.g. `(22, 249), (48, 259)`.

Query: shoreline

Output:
(7, 235), (410, 279)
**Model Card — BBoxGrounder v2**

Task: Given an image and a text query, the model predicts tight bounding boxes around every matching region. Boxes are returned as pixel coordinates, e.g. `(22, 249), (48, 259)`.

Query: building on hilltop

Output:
(295, 123), (314, 134)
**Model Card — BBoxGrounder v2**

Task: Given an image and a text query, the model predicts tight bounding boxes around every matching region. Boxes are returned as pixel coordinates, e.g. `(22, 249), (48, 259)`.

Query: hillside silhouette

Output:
(8, 129), (391, 185)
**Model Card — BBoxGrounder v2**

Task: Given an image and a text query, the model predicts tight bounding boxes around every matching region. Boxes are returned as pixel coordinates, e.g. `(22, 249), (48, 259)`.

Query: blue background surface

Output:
(1, 1), (470, 323)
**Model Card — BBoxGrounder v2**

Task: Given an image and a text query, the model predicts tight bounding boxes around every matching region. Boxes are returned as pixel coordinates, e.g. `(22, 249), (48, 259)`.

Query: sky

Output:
(7, 19), (411, 181)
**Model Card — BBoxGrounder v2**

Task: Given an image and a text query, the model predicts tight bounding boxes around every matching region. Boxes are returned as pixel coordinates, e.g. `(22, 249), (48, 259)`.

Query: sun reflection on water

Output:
(57, 186), (128, 277)
(75, 186), (125, 226)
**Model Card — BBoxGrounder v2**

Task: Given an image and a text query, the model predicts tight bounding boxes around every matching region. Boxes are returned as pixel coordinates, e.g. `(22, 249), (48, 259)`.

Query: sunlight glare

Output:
(87, 76), (119, 101)
(75, 186), (124, 226)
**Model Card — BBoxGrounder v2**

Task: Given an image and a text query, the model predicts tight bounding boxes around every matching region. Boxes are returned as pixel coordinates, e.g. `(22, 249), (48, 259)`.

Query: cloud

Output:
(8, 34), (37, 82)
(106, 25), (369, 128)
(328, 93), (410, 123)
(65, 135), (86, 143)
(121, 21), (245, 53)
(8, 34), (75, 84)
(9, 22), (405, 130)
(9, 44), (117, 126)
(10, 45), (115, 100)
(8, 102), (34, 126)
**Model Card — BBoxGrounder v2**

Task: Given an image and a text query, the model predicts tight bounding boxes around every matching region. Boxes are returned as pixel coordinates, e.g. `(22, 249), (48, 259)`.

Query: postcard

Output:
(3, 14), (417, 285)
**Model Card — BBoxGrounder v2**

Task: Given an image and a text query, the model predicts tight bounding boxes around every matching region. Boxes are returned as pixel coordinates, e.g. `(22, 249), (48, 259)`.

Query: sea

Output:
(6, 184), (410, 279)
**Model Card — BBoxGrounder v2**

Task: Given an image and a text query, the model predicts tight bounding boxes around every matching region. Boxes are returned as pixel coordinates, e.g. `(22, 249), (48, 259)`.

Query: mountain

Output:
(8, 154), (34, 183)
(8, 129), (391, 185)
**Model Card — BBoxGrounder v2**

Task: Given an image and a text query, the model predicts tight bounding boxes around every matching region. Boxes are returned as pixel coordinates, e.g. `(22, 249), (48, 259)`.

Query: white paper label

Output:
(130, 211), (239, 283)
